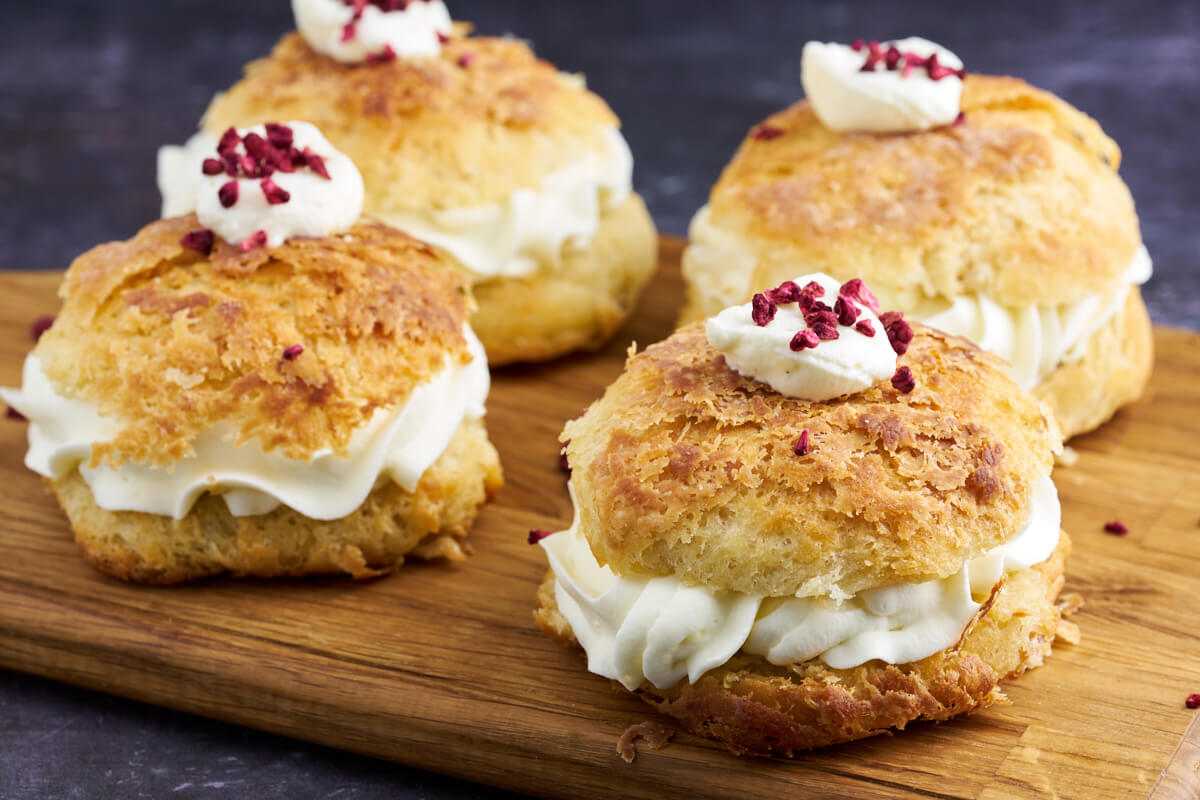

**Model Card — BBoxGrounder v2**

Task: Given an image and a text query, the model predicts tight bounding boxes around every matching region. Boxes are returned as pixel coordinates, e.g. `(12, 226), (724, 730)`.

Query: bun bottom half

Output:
(470, 193), (658, 366)
(53, 417), (502, 584)
(535, 533), (1073, 755)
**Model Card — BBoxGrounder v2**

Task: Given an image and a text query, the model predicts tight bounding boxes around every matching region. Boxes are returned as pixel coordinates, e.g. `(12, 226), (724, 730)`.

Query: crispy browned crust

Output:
(202, 32), (618, 212)
(562, 322), (1060, 599)
(1034, 287), (1154, 439)
(470, 193), (658, 365)
(35, 215), (471, 468)
(616, 721), (674, 763)
(535, 533), (1072, 755)
(703, 74), (1139, 309)
(55, 417), (502, 584)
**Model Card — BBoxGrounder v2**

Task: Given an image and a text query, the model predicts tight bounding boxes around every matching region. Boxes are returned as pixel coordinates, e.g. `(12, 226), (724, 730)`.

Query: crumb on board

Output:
(1055, 618), (1082, 645)
(1055, 592), (1084, 645)
(617, 720), (674, 763)
(1055, 446), (1079, 467)
(1057, 592), (1084, 617)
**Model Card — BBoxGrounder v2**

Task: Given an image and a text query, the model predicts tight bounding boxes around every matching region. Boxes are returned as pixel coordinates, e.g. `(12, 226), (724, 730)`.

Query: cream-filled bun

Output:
(158, 9), (657, 366)
(534, 278), (1075, 754)
(2, 212), (502, 584)
(681, 41), (1152, 438)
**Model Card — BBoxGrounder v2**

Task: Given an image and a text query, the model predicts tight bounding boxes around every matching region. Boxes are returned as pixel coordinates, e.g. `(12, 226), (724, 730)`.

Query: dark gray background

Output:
(2, 1), (1197, 798)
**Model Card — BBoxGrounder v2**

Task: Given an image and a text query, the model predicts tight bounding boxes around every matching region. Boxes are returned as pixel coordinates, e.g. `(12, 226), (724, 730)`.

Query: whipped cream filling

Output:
(161, 126), (633, 282)
(910, 245), (1153, 389)
(376, 127), (633, 281)
(158, 122), (364, 248)
(685, 205), (1153, 389)
(0, 328), (488, 520)
(292, 0), (452, 63)
(705, 272), (896, 401)
(542, 475), (1060, 691)
(801, 37), (964, 132)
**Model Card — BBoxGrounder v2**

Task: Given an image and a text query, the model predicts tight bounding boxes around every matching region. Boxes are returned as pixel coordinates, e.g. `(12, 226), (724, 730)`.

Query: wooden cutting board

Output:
(1, 238), (1198, 800)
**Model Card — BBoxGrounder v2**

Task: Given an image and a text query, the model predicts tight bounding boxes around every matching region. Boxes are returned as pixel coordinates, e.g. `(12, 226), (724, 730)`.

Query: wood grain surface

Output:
(1, 239), (1198, 800)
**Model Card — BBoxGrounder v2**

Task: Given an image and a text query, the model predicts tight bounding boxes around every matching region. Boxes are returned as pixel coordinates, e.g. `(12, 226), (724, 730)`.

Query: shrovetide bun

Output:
(181, 29), (658, 365)
(6, 215), (502, 583)
(535, 294), (1075, 753)
(681, 71), (1153, 437)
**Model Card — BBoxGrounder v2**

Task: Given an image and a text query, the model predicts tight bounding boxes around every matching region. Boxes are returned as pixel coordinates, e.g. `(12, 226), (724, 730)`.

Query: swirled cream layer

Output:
(0, 328), (489, 521)
(542, 476), (1060, 690)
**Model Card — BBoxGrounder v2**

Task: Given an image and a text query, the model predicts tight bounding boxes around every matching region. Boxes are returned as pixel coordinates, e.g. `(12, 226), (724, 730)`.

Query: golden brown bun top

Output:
(202, 31), (618, 213)
(38, 215), (471, 468)
(707, 75), (1141, 307)
(563, 322), (1060, 599)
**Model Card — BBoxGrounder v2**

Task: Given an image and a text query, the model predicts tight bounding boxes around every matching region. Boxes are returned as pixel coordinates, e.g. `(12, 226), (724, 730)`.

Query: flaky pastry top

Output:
(706, 75), (1141, 307)
(563, 321), (1061, 599)
(202, 31), (618, 213)
(37, 215), (471, 468)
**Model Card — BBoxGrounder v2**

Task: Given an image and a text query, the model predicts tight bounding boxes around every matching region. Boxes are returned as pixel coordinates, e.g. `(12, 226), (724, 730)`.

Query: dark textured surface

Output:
(0, 671), (519, 800)
(1, 1), (1197, 798)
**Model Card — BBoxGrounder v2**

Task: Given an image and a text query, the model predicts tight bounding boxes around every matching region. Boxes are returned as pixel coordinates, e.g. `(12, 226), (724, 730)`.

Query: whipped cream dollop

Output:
(292, 0), (452, 63)
(161, 124), (633, 281)
(705, 272), (897, 401)
(158, 121), (364, 248)
(377, 127), (633, 280)
(685, 206), (1153, 389)
(542, 475), (1060, 690)
(801, 37), (964, 132)
(0, 328), (488, 520)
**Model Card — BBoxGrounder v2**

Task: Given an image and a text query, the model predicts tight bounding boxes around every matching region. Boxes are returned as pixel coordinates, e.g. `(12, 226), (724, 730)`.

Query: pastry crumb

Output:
(1055, 618), (1081, 645)
(1055, 446), (1079, 467)
(617, 720), (674, 763)
(1055, 592), (1084, 644)
(1056, 592), (1084, 617)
